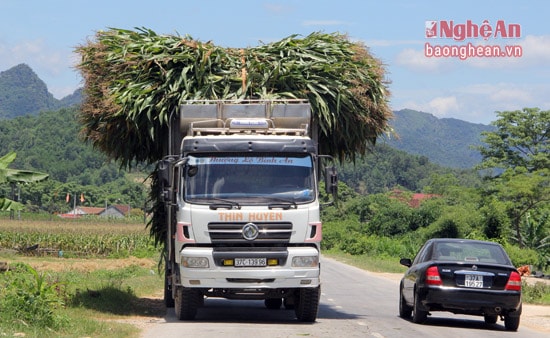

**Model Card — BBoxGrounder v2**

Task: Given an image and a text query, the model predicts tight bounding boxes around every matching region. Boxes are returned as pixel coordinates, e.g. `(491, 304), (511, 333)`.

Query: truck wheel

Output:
(265, 298), (283, 309)
(174, 286), (200, 320)
(295, 286), (320, 322)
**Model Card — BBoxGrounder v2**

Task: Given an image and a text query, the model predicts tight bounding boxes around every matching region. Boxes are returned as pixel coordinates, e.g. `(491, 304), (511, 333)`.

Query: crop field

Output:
(0, 216), (157, 259)
(0, 216), (163, 337)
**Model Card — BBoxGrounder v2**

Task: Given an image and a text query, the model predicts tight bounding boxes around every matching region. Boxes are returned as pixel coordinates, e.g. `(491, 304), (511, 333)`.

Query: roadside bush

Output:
(0, 263), (68, 330)
(502, 242), (540, 267)
(522, 282), (550, 304)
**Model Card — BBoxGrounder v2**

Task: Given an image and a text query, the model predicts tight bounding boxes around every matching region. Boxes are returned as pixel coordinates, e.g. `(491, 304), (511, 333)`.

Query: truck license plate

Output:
(465, 274), (483, 288)
(235, 258), (267, 267)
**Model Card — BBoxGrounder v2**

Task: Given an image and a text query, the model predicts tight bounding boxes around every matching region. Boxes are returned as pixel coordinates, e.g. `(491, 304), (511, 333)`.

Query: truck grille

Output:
(208, 222), (292, 244)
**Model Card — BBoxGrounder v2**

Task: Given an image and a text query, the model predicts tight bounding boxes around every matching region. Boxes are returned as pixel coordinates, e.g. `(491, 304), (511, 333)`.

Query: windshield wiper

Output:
(267, 197), (297, 210)
(207, 198), (241, 210)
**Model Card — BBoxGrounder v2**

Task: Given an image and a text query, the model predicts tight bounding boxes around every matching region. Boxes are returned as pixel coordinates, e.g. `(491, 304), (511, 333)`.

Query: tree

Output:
(476, 108), (549, 173)
(475, 108), (550, 248)
(491, 168), (550, 248)
(0, 152), (48, 211)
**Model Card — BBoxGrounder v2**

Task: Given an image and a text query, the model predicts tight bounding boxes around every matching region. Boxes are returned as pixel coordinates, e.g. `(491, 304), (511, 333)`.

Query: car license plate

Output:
(235, 258), (267, 267)
(465, 274), (483, 288)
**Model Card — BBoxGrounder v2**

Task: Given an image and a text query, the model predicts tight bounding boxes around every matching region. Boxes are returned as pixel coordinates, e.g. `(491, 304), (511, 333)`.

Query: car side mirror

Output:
(400, 258), (412, 267)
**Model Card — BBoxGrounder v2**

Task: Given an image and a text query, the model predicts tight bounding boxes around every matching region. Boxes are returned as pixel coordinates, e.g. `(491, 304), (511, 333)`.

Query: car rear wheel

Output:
(412, 291), (428, 324)
(504, 315), (520, 331)
(399, 285), (412, 319)
(484, 314), (498, 324)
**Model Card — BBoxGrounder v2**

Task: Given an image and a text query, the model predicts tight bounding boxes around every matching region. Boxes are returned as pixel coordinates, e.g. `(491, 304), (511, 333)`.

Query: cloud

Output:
(428, 96), (459, 117)
(395, 47), (456, 72)
(0, 39), (65, 75)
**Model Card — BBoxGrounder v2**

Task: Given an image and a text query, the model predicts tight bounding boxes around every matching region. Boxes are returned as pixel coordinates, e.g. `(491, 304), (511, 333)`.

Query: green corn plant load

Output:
(75, 27), (392, 246)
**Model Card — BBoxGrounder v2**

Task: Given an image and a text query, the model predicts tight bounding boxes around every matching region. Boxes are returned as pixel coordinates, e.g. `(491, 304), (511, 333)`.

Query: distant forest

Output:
(0, 105), (477, 214)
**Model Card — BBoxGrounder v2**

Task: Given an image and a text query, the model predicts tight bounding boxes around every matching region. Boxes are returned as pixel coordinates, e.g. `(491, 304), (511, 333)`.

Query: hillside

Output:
(384, 109), (495, 169)
(0, 63), (80, 119)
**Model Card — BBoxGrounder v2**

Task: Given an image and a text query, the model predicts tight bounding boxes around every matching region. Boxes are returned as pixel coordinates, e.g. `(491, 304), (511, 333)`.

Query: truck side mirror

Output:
(158, 159), (173, 188)
(158, 157), (178, 202)
(324, 166), (338, 196)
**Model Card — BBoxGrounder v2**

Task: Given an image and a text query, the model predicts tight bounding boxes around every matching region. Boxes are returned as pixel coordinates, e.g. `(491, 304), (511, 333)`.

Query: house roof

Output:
(79, 207), (105, 215)
(112, 204), (131, 215)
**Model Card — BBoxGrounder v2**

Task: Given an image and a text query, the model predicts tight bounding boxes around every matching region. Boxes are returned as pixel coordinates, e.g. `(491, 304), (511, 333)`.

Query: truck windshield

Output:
(184, 154), (315, 204)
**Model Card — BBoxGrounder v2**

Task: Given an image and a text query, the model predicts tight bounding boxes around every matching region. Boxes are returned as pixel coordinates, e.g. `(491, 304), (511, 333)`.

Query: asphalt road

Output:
(140, 256), (544, 338)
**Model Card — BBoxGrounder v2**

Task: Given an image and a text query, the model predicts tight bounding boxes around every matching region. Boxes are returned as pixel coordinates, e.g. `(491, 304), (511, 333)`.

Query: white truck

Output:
(158, 99), (337, 322)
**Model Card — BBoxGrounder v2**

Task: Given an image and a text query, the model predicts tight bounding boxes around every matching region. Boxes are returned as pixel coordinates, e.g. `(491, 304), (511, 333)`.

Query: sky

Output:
(1, 0), (549, 125)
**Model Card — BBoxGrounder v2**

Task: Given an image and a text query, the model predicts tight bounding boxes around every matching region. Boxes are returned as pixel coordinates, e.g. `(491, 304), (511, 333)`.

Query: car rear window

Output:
(432, 242), (510, 265)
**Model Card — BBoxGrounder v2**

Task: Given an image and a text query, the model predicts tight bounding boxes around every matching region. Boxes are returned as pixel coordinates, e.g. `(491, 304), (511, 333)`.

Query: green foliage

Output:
(502, 242), (540, 267)
(0, 151), (48, 211)
(0, 107), (111, 183)
(0, 107), (149, 212)
(477, 108), (549, 172)
(323, 222), (416, 258)
(488, 169), (550, 249)
(522, 282), (550, 304)
(338, 143), (456, 194)
(0, 263), (67, 330)
(479, 197), (509, 239)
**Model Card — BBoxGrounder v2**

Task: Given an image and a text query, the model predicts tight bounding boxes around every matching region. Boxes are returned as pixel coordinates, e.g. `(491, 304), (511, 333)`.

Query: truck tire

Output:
(295, 286), (320, 322)
(174, 286), (200, 320)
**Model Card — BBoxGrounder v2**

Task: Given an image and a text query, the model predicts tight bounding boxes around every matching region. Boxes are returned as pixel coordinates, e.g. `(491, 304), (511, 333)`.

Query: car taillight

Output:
(426, 266), (442, 285)
(505, 271), (522, 291)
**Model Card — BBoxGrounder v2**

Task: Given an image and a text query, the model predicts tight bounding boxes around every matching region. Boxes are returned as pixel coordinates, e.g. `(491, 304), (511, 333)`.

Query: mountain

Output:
(0, 64), (493, 170)
(0, 63), (80, 119)
(383, 109), (495, 169)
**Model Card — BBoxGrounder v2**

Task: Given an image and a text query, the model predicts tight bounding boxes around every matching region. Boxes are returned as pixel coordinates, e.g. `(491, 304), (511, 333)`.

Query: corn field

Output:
(0, 220), (155, 258)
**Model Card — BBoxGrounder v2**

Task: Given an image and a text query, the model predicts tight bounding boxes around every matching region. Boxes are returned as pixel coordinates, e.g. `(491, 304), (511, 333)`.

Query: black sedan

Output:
(399, 238), (522, 331)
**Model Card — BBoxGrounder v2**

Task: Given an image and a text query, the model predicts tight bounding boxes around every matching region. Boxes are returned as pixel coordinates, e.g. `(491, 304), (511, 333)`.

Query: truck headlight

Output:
(182, 257), (209, 268)
(292, 256), (318, 267)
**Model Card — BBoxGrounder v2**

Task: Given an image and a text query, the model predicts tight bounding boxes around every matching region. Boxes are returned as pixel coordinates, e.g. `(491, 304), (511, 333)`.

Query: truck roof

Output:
(179, 99), (312, 137)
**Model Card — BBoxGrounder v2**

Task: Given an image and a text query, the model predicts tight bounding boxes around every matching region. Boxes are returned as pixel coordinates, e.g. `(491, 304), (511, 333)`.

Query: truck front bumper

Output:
(177, 246), (320, 289)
